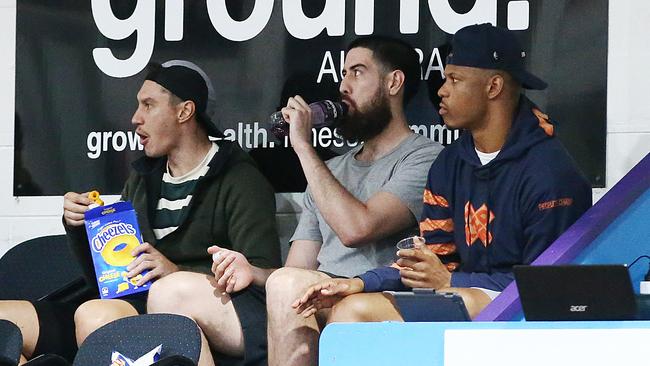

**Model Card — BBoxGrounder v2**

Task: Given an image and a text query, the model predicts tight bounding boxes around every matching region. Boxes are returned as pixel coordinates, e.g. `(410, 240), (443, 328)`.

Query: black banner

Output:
(14, 0), (608, 195)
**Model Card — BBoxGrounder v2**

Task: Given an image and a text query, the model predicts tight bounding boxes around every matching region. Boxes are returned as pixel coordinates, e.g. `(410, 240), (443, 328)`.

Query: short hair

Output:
(485, 69), (522, 104)
(347, 36), (421, 105)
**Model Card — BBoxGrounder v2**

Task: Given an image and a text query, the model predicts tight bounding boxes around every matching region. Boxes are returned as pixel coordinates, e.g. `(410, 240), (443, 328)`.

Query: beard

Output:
(336, 88), (392, 142)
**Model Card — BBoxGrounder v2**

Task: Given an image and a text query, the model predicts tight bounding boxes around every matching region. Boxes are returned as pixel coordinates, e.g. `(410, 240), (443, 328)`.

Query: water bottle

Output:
(269, 100), (348, 139)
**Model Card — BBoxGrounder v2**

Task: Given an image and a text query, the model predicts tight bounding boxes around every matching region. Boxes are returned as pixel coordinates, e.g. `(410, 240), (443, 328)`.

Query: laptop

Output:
(514, 264), (638, 321)
(383, 288), (471, 322)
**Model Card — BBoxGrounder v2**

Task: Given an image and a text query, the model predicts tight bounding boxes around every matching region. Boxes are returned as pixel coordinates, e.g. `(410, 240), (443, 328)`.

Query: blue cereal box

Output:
(84, 201), (151, 299)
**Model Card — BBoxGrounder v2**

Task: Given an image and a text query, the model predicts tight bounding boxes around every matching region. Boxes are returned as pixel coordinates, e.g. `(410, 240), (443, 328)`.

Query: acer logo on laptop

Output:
(569, 305), (588, 312)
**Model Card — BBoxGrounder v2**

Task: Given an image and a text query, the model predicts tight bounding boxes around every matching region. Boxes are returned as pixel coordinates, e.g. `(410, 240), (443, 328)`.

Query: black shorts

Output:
(31, 301), (78, 362)
(121, 292), (148, 314)
(216, 285), (268, 366)
(125, 286), (268, 366)
(30, 293), (146, 362)
(31, 288), (266, 365)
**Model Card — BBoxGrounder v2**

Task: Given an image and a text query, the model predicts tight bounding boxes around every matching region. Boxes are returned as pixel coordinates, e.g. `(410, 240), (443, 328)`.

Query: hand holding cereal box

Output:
(84, 193), (151, 299)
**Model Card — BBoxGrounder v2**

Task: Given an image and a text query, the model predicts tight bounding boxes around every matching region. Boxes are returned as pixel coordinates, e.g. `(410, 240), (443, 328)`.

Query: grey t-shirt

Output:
(291, 133), (443, 277)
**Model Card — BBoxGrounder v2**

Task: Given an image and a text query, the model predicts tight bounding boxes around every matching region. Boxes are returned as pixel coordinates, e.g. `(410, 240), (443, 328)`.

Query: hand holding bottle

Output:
(270, 96), (348, 141)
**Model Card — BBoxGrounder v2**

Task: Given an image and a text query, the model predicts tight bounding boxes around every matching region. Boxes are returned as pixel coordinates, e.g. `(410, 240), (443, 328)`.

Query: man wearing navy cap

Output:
(292, 24), (592, 326)
(0, 61), (280, 365)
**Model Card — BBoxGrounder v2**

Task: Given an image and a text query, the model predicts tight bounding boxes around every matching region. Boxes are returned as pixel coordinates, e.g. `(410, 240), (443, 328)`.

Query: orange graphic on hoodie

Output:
(423, 189), (449, 207)
(464, 202), (495, 247)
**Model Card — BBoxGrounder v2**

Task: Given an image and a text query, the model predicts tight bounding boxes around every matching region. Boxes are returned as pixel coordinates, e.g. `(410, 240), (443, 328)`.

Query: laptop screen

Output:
(514, 265), (638, 321)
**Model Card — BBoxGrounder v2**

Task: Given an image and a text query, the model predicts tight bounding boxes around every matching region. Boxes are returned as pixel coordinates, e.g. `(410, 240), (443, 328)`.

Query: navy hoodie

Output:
(359, 96), (592, 292)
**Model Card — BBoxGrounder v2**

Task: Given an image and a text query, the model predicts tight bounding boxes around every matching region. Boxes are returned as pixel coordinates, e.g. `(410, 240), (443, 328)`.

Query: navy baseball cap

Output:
(145, 61), (224, 138)
(447, 23), (547, 90)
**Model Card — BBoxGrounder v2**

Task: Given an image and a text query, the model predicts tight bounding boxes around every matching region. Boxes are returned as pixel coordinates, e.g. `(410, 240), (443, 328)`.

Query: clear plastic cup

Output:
(396, 235), (425, 250)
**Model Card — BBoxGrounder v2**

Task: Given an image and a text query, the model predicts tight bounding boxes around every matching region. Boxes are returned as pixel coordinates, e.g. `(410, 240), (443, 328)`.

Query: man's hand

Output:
(126, 242), (179, 286)
(281, 95), (313, 153)
(63, 192), (93, 226)
(292, 278), (365, 318)
(208, 246), (254, 294)
(396, 243), (452, 289)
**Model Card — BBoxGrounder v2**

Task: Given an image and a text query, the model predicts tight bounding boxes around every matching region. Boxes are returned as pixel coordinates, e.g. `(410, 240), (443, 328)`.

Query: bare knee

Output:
(147, 271), (207, 314)
(329, 295), (373, 323)
(266, 267), (296, 295)
(266, 268), (318, 305)
(74, 299), (137, 344)
(0, 300), (39, 357)
(0, 300), (35, 324)
(329, 293), (402, 324)
(74, 300), (136, 327)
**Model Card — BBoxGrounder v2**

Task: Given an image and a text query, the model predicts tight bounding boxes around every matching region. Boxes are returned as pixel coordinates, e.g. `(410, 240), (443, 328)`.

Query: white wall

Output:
(0, 1), (648, 257)
(605, 1), (650, 187)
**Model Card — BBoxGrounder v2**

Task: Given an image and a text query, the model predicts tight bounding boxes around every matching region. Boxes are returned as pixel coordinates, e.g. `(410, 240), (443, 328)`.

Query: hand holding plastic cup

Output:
(396, 236), (426, 251)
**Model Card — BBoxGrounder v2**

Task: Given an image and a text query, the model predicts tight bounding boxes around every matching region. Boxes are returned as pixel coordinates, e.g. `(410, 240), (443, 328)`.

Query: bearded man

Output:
(261, 35), (442, 366)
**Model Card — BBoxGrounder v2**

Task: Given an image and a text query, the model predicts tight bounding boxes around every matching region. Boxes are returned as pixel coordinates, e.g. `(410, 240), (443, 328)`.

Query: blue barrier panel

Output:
(320, 321), (650, 365)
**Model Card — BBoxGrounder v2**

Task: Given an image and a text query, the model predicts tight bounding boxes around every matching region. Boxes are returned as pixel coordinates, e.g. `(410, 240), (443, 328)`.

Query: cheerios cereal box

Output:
(84, 201), (151, 299)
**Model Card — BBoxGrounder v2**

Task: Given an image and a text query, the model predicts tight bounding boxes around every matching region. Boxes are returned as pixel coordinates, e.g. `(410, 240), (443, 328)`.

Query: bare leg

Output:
(266, 267), (331, 366)
(74, 299), (138, 345)
(328, 293), (404, 323)
(197, 330), (216, 366)
(0, 300), (39, 359)
(329, 287), (492, 323)
(438, 287), (492, 319)
(147, 271), (251, 366)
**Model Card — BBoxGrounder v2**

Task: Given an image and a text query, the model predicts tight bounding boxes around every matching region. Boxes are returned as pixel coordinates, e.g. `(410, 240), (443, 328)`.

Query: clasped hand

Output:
(396, 243), (451, 289)
(63, 191), (93, 226)
(207, 246), (254, 294)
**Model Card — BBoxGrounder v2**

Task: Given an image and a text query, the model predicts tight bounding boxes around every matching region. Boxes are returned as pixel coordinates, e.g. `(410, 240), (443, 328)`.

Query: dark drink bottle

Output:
(269, 100), (348, 139)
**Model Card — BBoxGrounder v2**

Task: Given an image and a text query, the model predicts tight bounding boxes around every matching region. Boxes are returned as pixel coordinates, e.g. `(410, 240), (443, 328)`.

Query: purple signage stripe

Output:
(475, 153), (650, 321)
